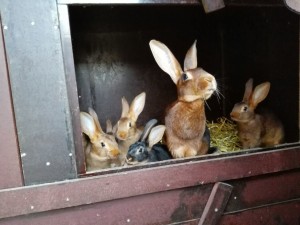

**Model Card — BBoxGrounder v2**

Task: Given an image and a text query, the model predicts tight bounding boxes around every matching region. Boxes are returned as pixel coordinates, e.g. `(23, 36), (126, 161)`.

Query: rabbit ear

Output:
(140, 119), (158, 142)
(250, 82), (270, 108)
(149, 40), (183, 84)
(129, 92), (146, 121)
(112, 123), (118, 134)
(80, 112), (97, 140)
(148, 125), (166, 149)
(106, 119), (113, 134)
(88, 108), (104, 134)
(121, 97), (130, 118)
(184, 40), (197, 71)
(243, 78), (254, 102)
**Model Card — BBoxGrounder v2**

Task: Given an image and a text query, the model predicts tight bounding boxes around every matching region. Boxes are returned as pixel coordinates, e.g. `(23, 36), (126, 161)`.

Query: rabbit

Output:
(126, 119), (172, 165)
(230, 78), (284, 149)
(149, 40), (217, 158)
(80, 108), (121, 171)
(115, 92), (146, 162)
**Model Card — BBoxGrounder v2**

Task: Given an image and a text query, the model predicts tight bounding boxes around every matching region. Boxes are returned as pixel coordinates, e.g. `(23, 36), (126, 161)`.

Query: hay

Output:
(207, 117), (241, 152)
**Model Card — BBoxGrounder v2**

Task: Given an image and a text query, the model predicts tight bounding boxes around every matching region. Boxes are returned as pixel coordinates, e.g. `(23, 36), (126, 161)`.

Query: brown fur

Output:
(149, 40), (217, 158)
(230, 79), (284, 149)
(115, 92), (146, 163)
(165, 99), (207, 158)
(80, 109), (121, 171)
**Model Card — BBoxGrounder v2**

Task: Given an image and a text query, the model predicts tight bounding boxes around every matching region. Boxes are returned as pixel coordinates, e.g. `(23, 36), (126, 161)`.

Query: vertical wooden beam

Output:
(58, 5), (86, 174)
(0, 0), (78, 184)
(0, 16), (24, 189)
(198, 182), (233, 225)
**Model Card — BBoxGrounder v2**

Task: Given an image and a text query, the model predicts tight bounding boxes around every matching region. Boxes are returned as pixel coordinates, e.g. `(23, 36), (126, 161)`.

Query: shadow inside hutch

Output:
(68, 4), (299, 174)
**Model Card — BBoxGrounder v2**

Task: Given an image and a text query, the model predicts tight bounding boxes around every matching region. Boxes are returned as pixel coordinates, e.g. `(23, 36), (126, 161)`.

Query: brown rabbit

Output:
(149, 40), (217, 158)
(230, 78), (284, 149)
(115, 92), (146, 162)
(80, 108), (121, 171)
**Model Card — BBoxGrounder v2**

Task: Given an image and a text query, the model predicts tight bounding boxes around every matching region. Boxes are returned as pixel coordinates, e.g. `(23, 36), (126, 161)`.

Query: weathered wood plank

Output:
(58, 5), (85, 174)
(199, 182), (233, 225)
(220, 200), (300, 225)
(225, 169), (300, 213)
(0, 147), (299, 219)
(0, 17), (23, 189)
(0, 0), (78, 184)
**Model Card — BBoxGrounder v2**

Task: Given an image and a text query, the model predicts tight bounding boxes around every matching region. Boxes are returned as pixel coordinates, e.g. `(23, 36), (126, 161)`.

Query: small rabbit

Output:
(126, 119), (172, 165)
(115, 92), (146, 162)
(80, 108), (121, 171)
(149, 40), (217, 158)
(230, 78), (284, 149)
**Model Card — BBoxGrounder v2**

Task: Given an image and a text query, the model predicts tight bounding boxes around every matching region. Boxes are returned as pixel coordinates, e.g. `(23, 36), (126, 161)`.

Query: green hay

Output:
(207, 117), (241, 152)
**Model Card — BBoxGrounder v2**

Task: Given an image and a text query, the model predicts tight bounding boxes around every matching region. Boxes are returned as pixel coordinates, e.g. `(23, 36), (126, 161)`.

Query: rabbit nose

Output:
(110, 149), (120, 157)
(230, 112), (238, 119)
(117, 131), (127, 140)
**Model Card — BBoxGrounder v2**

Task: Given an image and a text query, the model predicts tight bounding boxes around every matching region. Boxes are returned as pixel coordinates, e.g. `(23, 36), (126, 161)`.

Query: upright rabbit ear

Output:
(88, 108), (104, 134)
(121, 97), (130, 118)
(184, 40), (197, 71)
(80, 112), (97, 141)
(112, 123), (118, 134)
(129, 92), (146, 121)
(106, 119), (113, 134)
(243, 78), (254, 102)
(250, 82), (270, 108)
(140, 119), (158, 142)
(148, 125), (166, 149)
(149, 40), (183, 84)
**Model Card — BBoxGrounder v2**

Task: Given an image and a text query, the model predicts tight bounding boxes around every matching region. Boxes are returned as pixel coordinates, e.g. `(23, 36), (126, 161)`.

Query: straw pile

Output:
(207, 117), (241, 152)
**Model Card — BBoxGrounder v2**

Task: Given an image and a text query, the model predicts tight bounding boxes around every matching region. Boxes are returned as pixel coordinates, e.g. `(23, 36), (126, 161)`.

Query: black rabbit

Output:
(126, 119), (172, 165)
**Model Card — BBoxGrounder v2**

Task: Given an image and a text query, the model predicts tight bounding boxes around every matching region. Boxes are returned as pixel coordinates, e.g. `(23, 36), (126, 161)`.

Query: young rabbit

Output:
(115, 92), (146, 161)
(126, 119), (172, 165)
(80, 108), (121, 171)
(230, 78), (284, 149)
(149, 40), (217, 158)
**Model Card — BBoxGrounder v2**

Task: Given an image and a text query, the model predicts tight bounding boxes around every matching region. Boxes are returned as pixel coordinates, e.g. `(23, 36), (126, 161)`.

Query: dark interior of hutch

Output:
(69, 4), (299, 174)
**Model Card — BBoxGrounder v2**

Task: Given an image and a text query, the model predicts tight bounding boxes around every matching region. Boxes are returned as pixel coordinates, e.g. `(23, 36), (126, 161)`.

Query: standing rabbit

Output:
(149, 40), (217, 158)
(80, 108), (121, 171)
(230, 78), (284, 149)
(126, 119), (172, 165)
(115, 92), (146, 162)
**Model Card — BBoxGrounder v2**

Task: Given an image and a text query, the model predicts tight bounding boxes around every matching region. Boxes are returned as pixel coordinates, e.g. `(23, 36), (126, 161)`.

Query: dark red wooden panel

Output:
(225, 169), (300, 213)
(0, 185), (214, 225)
(0, 17), (23, 189)
(0, 147), (299, 219)
(0, 0), (78, 185)
(220, 200), (300, 225)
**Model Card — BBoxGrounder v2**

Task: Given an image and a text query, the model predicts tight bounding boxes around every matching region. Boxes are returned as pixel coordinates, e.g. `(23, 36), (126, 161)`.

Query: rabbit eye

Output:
(243, 106), (248, 112)
(129, 122), (132, 128)
(100, 142), (105, 147)
(182, 73), (189, 81)
(138, 147), (143, 153)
